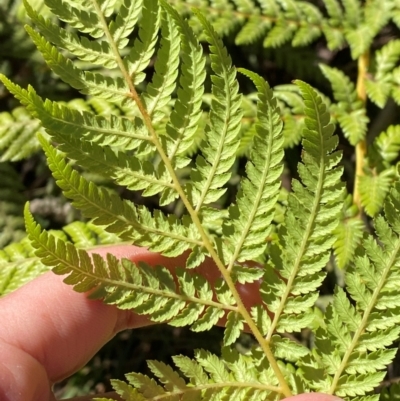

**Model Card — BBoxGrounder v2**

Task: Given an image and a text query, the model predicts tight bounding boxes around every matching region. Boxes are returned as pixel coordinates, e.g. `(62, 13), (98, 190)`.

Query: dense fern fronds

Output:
(5, 0), (400, 399)
(168, 0), (395, 58)
(0, 220), (121, 296)
(0, 237), (47, 296)
(0, 107), (43, 161)
(101, 349), (281, 401)
(0, 163), (26, 248)
(299, 180), (400, 399)
(37, 134), (202, 256)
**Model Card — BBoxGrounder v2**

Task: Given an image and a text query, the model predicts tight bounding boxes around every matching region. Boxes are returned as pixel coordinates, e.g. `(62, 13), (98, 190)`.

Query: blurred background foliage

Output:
(2, 0), (400, 398)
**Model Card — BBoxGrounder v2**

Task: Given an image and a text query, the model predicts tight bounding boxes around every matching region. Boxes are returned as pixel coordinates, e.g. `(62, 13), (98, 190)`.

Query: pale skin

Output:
(0, 245), (343, 401)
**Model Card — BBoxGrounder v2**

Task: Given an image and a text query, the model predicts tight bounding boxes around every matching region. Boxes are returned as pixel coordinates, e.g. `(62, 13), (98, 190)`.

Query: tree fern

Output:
(3, 0), (400, 400)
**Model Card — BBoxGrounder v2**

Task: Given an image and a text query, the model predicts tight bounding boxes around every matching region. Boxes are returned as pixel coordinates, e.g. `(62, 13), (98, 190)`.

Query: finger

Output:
(283, 393), (344, 401)
(0, 245), (174, 386)
(0, 244), (262, 401)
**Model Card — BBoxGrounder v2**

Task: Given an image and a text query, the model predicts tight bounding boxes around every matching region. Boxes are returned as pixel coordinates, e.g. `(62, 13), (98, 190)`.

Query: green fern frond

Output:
(0, 163), (26, 247)
(343, 0), (392, 59)
(333, 193), (364, 269)
(125, 0), (160, 82)
(187, 10), (242, 210)
(5, 0), (400, 398)
(374, 125), (400, 165)
(300, 180), (400, 398)
(359, 125), (400, 217)
(0, 237), (47, 296)
(99, 348), (280, 401)
(0, 107), (43, 161)
(261, 80), (344, 336)
(358, 168), (394, 217)
(23, 0), (118, 68)
(38, 135), (202, 256)
(365, 40), (400, 108)
(0, 78), (149, 150)
(320, 64), (368, 145)
(24, 204), (238, 331)
(274, 84), (306, 147)
(110, 0), (143, 50)
(223, 69), (284, 264)
(141, 8), (180, 123)
(161, 0), (206, 169)
(49, 132), (174, 198)
(44, 0), (108, 38)
(0, 220), (121, 296)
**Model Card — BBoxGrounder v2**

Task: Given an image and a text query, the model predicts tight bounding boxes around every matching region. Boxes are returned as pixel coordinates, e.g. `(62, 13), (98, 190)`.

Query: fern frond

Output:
(43, 0), (107, 38)
(125, 0), (160, 82)
(187, 10), (242, 210)
(24, 205), (238, 330)
(358, 168), (394, 217)
(274, 84), (306, 147)
(261, 81), (344, 337)
(141, 8), (180, 123)
(343, 0), (391, 59)
(161, 0), (206, 169)
(0, 237), (48, 296)
(0, 107), (43, 161)
(0, 78), (149, 150)
(223, 69), (284, 265)
(365, 40), (400, 108)
(0, 220), (121, 296)
(320, 64), (368, 145)
(24, 0), (117, 69)
(50, 132), (174, 197)
(38, 135), (202, 256)
(300, 180), (400, 397)
(110, 0), (143, 50)
(99, 348), (280, 401)
(374, 125), (400, 164)
(24, 27), (131, 102)
(333, 193), (364, 269)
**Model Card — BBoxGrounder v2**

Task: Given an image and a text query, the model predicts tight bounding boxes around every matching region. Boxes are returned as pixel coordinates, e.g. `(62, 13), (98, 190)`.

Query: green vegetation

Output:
(2, 0), (400, 399)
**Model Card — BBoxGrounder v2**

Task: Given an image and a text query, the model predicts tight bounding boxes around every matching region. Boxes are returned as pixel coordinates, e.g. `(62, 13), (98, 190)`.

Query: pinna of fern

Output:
(169, 0), (395, 59)
(299, 177), (400, 399)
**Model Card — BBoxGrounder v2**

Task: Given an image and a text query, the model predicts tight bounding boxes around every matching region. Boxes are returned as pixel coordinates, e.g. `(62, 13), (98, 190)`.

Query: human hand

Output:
(0, 245), (343, 401)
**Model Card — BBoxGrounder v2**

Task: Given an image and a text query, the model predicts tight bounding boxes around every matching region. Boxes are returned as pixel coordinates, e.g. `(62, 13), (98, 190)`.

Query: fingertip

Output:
(284, 393), (344, 401)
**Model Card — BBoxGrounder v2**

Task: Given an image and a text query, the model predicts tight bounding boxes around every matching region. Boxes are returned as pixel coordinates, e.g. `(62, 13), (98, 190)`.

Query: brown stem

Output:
(353, 51), (370, 213)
